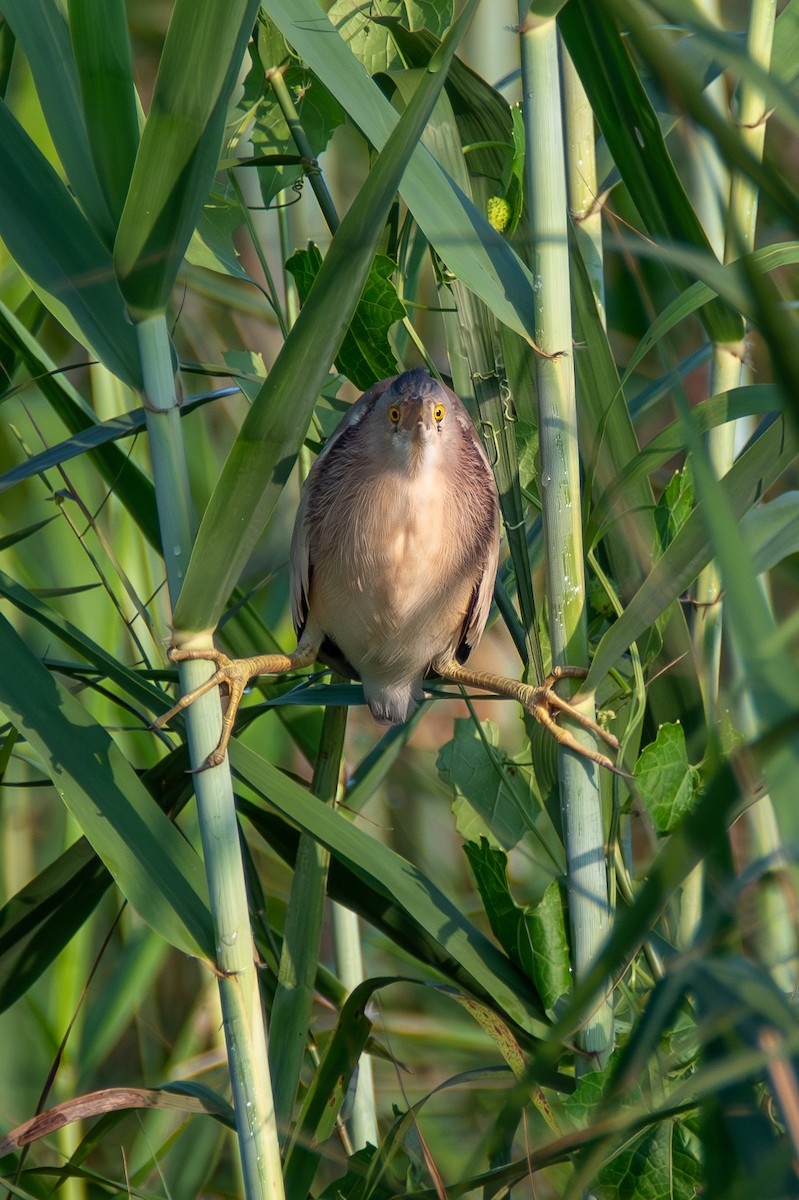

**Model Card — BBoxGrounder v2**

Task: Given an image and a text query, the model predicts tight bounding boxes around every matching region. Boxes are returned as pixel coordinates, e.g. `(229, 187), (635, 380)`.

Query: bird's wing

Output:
(290, 374), (399, 637)
(438, 380), (501, 663)
(456, 516), (500, 663)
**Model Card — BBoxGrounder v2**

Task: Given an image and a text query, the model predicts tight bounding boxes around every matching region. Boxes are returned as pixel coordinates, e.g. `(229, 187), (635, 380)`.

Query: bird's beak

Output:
(405, 399), (427, 433)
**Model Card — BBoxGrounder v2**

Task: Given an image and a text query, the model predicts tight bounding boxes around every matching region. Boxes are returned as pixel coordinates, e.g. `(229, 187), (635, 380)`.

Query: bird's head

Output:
(369, 369), (458, 470)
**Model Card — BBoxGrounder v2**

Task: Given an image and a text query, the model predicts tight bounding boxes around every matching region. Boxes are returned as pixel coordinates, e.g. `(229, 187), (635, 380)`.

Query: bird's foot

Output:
(519, 666), (624, 775)
(152, 647), (300, 769)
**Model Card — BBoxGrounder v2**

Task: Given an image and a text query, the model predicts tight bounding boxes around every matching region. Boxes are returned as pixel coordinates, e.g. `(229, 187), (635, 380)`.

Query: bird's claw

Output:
(521, 666), (625, 776)
(152, 647), (257, 769)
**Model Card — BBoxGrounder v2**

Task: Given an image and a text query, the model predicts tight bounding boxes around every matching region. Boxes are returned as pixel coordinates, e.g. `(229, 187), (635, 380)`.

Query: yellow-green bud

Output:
(486, 195), (511, 233)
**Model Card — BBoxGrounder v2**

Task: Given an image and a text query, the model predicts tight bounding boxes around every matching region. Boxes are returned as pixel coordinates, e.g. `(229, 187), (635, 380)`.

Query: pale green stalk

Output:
(519, 7), (612, 1066)
(560, 46), (604, 324)
(269, 700), (347, 1139)
(687, 1), (793, 980)
(138, 313), (284, 1200)
(680, 0), (731, 947)
(331, 905), (379, 1149)
(719, 0), (796, 988)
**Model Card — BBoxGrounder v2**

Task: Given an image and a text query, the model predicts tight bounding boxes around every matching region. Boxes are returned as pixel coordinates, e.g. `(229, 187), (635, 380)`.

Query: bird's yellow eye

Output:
(433, 403), (445, 422)
(388, 406), (401, 424)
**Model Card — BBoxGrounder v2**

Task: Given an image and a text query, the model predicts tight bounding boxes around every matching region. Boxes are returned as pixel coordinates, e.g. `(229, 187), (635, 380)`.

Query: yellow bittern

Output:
(155, 369), (618, 771)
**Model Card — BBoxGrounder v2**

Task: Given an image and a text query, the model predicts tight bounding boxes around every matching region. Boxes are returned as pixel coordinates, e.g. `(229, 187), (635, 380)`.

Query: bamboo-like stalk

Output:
(269, 699), (347, 1138)
(715, 0), (796, 988)
(560, 46), (604, 324)
(331, 905), (379, 1148)
(518, 8), (612, 1066)
(138, 313), (284, 1200)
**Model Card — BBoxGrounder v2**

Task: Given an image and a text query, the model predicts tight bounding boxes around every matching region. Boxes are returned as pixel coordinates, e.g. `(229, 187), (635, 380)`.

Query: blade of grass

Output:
(67, 0), (140, 227)
(0, 101), (141, 386)
(230, 739), (550, 1040)
(0, 612), (214, 961)
(114, 0), (261, 312)
(1, 0), (114, 241)
(584, 414), (798, 692)
(559, 0), (743, 345)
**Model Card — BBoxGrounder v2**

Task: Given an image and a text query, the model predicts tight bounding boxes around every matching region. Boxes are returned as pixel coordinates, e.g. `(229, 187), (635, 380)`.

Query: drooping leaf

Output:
(464, 839), (570, 1010)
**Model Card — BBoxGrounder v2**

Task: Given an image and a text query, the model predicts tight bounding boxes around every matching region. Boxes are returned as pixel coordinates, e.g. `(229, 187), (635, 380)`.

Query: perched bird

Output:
(156, 369), (619, 770)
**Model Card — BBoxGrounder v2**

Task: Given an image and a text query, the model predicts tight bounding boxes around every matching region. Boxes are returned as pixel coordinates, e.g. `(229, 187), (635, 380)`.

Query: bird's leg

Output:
(153, 644), (317, 767)
(435, 660), (622, 774)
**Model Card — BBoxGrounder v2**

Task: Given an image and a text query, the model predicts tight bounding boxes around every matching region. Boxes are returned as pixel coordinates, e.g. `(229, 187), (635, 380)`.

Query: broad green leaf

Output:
(0, 101), (141, 386)
(634, 722), (700, 835)
(173, 1), (480, 632)
(68, 0), (140, 227)
(559, 0), (742, 344)
(2, 0), (114, 241)
(188, 187), (250, 279)
(584, 415), (798, 692)
(262, 0), (539, 345)
(464, 840), (570, 1010)
(438, 718), (536, 853)
(286, 245), (404, 389)
(114, 0), (260, 312)
(247, 51), (345, 208)
(0, 613), (214, 960)
(231, 738), (549, 1038)
(594, 1119), (701, 1200)
(328, 0), (454, 75)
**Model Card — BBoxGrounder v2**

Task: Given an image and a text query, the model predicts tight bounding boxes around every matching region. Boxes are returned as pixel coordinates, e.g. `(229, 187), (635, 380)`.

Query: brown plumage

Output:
(291, 369), (499, 723)
(155, 369), (620, 773)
